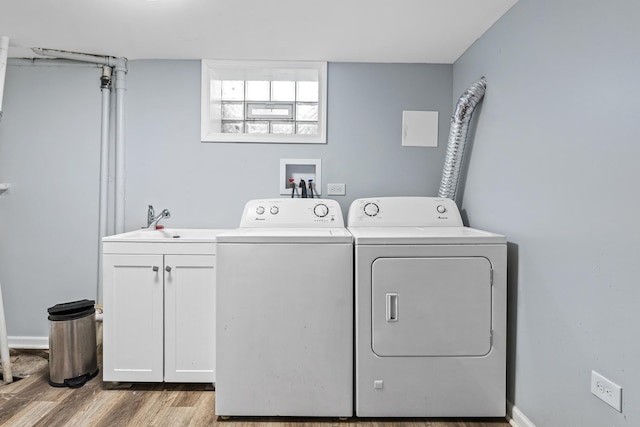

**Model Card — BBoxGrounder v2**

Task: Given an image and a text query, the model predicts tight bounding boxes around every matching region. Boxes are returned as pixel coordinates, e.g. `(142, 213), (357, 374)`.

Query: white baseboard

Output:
(507, 401), (536, 427)
(8, 336), (48, 349)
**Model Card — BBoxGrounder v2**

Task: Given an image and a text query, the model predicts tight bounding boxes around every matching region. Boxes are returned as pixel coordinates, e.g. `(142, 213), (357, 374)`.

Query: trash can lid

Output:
(48, 299), (95, 321)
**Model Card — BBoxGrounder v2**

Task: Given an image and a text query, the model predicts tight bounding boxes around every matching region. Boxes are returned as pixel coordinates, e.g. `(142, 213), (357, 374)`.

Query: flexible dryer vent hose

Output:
(438, 77), (487, 200)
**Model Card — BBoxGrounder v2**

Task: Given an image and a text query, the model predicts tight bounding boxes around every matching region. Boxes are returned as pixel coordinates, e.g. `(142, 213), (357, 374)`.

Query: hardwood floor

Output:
(0, 351), (510, 427)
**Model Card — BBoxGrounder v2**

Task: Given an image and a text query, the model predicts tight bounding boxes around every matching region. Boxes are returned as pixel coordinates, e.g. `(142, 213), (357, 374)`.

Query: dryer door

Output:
(372, 257), (492, 357)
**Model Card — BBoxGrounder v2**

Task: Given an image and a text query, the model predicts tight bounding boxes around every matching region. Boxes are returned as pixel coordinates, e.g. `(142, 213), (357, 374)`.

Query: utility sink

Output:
(102, 228), (230, 255)
(104, 228), (228, 243)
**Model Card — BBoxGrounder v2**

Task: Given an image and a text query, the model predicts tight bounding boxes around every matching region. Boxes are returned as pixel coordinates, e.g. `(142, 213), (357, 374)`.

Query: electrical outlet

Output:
(591, 371), (622, 412)
(327, 183), (346, 196)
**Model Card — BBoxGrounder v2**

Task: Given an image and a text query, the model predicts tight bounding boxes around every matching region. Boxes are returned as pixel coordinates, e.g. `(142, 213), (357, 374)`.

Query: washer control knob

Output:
(313, 203), (329, 217)
(256, 206), (265, 215)
(364, 202), (379, 217)
(270, 206), (279, 215)
(436, 205), (447, 214)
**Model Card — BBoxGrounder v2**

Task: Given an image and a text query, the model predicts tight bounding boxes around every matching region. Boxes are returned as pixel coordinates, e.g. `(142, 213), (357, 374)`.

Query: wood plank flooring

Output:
(0, 351), (510, 427)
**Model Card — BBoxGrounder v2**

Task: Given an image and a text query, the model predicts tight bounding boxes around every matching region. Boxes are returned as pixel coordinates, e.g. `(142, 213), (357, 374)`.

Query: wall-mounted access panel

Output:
(402, 110), (439, 147)
(279, 158), (322, 196)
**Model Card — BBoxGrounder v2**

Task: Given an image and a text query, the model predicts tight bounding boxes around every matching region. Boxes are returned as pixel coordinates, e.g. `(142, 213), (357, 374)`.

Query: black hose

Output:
(300, 179), (307, 198)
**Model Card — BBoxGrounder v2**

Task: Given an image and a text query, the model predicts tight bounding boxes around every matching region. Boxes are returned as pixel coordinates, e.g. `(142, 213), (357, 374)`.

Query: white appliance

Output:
(348, 196), (507, 417)
(215, 198), (353, 417)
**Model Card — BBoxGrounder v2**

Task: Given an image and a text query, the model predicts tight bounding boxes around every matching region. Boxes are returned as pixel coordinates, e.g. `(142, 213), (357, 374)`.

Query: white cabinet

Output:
(164, 254), (216, 382)
(103, 254), (164, 382)
(102, 229), (223, 384)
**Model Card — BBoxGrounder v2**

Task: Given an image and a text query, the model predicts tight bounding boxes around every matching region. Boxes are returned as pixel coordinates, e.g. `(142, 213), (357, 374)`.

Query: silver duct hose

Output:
(438, 77), (487, 200)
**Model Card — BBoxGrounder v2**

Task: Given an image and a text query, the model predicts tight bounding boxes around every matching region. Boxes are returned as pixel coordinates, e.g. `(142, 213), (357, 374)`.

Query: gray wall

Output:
(125, 61), (452, 229)
(453, 0), (640, 426)
(0, 61), (452, 340)
(0, 62), (101, 343)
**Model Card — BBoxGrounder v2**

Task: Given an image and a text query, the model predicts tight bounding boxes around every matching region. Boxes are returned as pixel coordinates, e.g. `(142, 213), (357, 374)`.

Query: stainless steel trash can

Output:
(48, 299), (99, 388)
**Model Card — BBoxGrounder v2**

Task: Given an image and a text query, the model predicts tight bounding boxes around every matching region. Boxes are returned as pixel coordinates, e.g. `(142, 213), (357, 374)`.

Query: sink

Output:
(103, 228), (228, 243)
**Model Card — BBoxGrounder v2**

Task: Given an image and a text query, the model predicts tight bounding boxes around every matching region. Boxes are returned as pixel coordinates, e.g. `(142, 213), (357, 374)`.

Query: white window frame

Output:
(200, 60), (327, 144)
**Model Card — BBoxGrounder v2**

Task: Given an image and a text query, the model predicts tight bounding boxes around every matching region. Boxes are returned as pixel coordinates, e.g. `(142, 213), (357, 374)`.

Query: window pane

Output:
(252, 108), (290, 117)
(296, 103), (318, 121)
(247, 102), (294, 119)
(221, 102), (244, 119)
(221, 80), (244, 100)
(271, 81), (295, 101)
(209, 100), (222, 121)
(246, 81), (270, 101)
(210, 80), (223, 101)
(247, 122), (269, 134)
(297, 81), (318, 102)
(222, 122), (244, 133)
(296, 122), (318, 135)
(272, 122), (295, 134)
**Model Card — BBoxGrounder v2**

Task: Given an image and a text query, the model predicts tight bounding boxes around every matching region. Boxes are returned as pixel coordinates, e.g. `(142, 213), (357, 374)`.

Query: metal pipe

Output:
(0, 280), (13, 384)
(9, 58), (100, 68)
(97, 66), (112, 304)
(114, 66), (126, 234)
(30, 48), (125, 69)
(0, 35), (12, 384)
(438, 77), (487, 201)
(0, 36), (9, 121)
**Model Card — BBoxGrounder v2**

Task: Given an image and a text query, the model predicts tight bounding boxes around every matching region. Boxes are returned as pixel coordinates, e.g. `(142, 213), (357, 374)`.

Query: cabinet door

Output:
(103, 254), (164, 382)
(164, 254), (216, 383)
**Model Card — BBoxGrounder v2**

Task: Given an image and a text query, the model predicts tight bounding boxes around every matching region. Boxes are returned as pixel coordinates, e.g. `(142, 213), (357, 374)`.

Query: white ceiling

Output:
(0, 0), (517, 63)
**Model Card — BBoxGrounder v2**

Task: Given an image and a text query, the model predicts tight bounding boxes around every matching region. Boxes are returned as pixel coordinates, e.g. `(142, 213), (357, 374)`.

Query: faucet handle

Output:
(147, 205), (155, 227)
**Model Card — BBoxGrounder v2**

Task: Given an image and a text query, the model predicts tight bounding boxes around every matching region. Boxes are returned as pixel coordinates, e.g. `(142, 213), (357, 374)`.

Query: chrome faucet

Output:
(147, 205), (171, 228)
(147, 205), (155, 227)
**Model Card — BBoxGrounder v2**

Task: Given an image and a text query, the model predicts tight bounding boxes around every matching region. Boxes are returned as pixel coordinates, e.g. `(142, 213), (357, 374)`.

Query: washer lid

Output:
(348, 226), (505, 245)
(216, 227), (353, 244)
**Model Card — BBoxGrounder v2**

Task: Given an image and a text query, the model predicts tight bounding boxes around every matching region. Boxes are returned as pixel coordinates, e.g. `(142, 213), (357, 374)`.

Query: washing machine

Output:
(215, 198), (353, 417)
(348, 196), (507, 417)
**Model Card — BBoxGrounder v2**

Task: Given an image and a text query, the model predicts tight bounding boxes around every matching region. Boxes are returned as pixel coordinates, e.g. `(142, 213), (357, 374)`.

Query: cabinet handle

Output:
(152, 266), (159, 272)
(165, 266), (172, 272)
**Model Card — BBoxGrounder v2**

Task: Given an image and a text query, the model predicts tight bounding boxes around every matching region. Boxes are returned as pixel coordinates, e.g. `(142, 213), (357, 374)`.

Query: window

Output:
(201, 60), (327, 144)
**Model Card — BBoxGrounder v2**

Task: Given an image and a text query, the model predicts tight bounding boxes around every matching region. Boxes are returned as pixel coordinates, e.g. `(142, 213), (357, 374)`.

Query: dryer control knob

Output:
(436, 205), (447, 214)
(313, 203), (329, 217)
(270, 206), (279, 215)
(256, 206), (265, 215)
(364, 202), (379, 217)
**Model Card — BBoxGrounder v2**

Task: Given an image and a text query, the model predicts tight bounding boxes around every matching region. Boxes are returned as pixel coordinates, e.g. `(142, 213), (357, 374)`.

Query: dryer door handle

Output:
(386, 293), (399, 322)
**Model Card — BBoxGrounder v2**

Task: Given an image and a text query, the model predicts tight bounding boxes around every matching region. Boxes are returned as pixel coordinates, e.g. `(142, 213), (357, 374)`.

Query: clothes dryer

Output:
(348, 197), (507, 417)
(215, 198), (353, 417)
